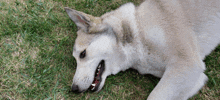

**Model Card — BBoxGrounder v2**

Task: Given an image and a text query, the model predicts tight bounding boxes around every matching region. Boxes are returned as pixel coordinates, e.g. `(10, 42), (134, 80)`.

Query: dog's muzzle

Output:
(71, 60), (105, 92)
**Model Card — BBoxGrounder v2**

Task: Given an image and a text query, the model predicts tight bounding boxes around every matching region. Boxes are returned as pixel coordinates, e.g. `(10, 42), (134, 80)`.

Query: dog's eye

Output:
(80, 50), (86, 58)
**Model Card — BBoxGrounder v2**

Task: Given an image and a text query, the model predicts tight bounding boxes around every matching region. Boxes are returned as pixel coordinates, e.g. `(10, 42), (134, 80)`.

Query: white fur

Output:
(147, 25), (166, 46)
(187, 73), (208, 98)
(89, 35), (114, 55)
(197, 12), (220, 59)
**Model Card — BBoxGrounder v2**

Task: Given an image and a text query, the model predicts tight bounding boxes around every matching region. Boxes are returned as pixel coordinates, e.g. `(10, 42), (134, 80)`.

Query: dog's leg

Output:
(147, 62), (208, 100)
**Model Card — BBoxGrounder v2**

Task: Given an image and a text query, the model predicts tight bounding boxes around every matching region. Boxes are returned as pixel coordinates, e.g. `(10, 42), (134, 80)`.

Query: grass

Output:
(0, 0), (219, 99)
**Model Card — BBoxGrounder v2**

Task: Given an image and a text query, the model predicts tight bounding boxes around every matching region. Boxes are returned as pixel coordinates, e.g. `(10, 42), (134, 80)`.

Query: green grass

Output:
(0, 0), (219, 99)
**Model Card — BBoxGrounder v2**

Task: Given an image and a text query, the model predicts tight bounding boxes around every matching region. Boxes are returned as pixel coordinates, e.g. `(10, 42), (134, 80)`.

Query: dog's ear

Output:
(64, 7), (102, 32)
(64, 7), (90, 30)
(122, 21), (133, 44)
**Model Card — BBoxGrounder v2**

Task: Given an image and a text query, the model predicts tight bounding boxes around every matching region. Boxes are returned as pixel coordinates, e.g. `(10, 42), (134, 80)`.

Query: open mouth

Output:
(90, 60), (105, 91)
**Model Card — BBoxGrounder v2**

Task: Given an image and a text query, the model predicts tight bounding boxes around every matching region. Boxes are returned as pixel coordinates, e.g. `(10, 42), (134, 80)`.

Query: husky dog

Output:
(64, 0), (220, 99)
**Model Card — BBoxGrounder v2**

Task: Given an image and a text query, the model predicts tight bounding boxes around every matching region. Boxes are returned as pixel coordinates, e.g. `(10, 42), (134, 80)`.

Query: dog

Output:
(64, 0), (220, 99)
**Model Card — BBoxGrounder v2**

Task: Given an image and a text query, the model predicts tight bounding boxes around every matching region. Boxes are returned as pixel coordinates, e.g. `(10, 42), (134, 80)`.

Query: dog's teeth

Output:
(92, 84), (96, 87)
(91, 86), (95, 90)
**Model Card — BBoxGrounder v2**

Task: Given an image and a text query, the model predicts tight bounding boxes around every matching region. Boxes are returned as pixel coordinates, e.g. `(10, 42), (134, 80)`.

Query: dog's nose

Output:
(71, 84), (79, 92)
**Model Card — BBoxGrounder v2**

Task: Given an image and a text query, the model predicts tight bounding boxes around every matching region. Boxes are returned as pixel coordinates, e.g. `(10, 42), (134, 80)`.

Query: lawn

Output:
(0, 0), (219, 99)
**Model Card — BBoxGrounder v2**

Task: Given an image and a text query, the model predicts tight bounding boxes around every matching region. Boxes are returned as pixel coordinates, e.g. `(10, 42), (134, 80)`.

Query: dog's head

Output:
(65, 3), (136, 93)
(64, 8), (124, 92)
